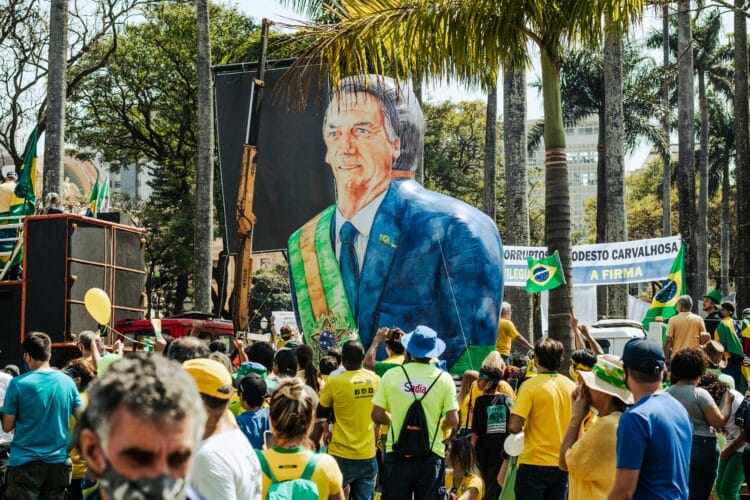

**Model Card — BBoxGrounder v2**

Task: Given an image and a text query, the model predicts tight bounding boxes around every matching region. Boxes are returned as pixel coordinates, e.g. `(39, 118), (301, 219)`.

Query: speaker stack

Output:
(22, 214), (146, 345)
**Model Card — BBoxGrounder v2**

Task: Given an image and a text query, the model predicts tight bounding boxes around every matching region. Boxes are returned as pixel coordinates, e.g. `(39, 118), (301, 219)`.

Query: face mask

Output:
(98, 459), (187, 500)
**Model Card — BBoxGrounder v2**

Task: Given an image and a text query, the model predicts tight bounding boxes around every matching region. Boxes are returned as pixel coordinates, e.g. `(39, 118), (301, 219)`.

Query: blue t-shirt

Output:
(616, 392), (692, 499)
(1, 370), (81, 466)
(236, 407), (269, 450)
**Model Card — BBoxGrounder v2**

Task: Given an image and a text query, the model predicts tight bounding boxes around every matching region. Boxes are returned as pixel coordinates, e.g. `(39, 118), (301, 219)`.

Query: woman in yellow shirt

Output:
(258, 378), (344, 499)
(448, 438), (484, 500)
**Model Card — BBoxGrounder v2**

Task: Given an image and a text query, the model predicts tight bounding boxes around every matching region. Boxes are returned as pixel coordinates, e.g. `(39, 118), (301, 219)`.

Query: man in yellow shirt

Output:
(319, 341), (380, 500)
(664, 295), (706, 368)
(559, 355), (633, 500)
(508, 338), (576, 500)
(495, 302), (532, 363)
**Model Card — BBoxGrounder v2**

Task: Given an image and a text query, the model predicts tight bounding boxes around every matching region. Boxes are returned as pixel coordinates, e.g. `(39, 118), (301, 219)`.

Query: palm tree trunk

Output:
(43, 0), (68, 199)
(541, 47), (573, 357)
(604, 25), (628, 319)
(483, 81), (498, 220)
(677, 0), (697, 306)
(734, 0), (750, 308)
(596, 108), (608, 319)
(662, 4), (672, 237)
(721, 160), (730, 296)
(413, 78), (424, 185)
(503, 68), (532, 345)
(697, 70), (709, 298)
(194, 0), (214, 313)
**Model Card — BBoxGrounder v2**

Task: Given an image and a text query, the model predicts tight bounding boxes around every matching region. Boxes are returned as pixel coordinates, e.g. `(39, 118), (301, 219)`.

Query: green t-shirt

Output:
(371, 362), (458, 458)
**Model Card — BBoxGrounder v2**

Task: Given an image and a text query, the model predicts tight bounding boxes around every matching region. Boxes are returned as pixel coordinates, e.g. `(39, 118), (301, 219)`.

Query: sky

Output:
(235, 0), (666, 170)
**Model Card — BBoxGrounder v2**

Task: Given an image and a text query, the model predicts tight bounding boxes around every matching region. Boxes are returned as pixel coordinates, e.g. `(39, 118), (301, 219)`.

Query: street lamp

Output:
(260, 317), (268, 333)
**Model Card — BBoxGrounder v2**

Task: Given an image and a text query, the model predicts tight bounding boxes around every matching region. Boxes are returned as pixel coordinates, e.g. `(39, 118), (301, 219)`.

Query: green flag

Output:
(642, 243), (685, 329)
(11, 128), (38, 214)
(87, 172), (100, 217)
(96, 175), (110, 212)
(525, 251), (565, 293)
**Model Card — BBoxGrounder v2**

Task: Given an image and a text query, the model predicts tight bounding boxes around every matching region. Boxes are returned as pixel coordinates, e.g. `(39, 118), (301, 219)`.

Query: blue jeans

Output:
(514, 464), (568, 500)
(689, 435), (718, 500)
(382, 452), (445, 500)
(333, 456), (377, 500)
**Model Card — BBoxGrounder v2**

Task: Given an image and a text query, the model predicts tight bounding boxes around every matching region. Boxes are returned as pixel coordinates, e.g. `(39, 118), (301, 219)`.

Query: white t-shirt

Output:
(724, 389), (744, 450)
(190, 428), (261, 499)
(0, 372), (14, 442)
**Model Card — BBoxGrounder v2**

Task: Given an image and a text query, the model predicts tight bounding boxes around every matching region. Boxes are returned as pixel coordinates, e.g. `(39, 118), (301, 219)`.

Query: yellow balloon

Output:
(84, 288), (111, 325)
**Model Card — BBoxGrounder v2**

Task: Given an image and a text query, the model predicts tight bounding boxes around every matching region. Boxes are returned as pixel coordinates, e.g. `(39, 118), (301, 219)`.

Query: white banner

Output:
(504, 235), (681, 287)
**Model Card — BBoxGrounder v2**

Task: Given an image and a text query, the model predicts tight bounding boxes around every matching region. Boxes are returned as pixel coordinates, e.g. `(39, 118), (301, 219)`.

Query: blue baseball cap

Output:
(401, 325), (446, 359)
(622, 337), (665, 374)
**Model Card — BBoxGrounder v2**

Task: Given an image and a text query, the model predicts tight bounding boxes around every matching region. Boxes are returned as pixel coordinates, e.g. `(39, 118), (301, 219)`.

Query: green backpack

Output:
(256, 450), (320, 500)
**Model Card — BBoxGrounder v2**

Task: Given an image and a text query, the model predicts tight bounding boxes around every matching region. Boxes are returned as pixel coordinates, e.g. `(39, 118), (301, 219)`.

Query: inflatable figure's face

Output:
(323, 93), (401, 191)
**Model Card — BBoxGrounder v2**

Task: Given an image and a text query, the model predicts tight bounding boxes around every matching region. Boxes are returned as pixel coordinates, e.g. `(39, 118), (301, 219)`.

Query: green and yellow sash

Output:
(288, 206), (356, 343)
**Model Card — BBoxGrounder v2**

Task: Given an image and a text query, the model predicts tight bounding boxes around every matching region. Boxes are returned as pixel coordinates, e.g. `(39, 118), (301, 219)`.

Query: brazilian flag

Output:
(525, 251), (565, 293)
(86, 172), (100, 217)
(0, 128), (38, 268)
(642, 244), (685, 329)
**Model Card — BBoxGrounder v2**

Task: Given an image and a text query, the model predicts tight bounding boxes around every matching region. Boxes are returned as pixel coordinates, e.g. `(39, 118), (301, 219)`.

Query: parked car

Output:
(588, 319), (646, 357)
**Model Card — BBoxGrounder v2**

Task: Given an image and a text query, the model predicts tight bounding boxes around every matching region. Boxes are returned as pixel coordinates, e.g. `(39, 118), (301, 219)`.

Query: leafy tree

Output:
(68, 3), (259, 315)
(249, 264), (293, 332)
(422, 100), (506, 222)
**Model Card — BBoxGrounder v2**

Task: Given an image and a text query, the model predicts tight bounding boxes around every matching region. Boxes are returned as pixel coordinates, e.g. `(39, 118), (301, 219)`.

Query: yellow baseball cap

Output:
(184, 358), (233, 400)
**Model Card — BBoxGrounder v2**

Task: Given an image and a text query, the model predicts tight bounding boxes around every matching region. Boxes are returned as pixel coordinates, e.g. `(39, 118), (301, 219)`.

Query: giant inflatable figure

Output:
(288, 75), (504, 372)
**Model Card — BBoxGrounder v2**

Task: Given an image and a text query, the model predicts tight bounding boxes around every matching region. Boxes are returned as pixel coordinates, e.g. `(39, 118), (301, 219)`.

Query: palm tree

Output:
(604, 21), (627, 318)
(650, 9), (733, 299)
(43, 0), (68, 199)
(283, 0), (645, 351)
(662, 5), (672, 237)
(707, 96), (734, 296)
(528, 41), (663, 318)
(677, 0), (697, 303)
(694, 9), (732, 301)
(503, 68), (532, 342)
(734, 0), (750, 307)
(483, 81), (498, 220)
(194, 0), (214, 312)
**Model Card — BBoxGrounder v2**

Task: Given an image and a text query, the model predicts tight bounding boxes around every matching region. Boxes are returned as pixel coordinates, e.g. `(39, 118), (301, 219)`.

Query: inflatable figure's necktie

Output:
(339, 221), (360, 315)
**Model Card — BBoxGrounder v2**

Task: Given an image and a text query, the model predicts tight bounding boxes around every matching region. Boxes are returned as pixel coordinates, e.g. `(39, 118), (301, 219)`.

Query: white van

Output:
(588, 319), (646, 358)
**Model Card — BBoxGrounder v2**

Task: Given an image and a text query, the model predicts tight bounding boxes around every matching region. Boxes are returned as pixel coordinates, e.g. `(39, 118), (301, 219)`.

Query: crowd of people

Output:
(2, 293), (750, 499)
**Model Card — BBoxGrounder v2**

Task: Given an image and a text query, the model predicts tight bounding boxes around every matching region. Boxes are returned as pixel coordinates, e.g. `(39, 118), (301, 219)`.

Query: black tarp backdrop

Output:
(214, 61), (335, 253)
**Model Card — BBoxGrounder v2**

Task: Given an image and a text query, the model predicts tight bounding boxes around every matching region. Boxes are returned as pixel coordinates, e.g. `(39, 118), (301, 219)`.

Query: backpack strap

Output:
(255, 450), (278, 484)
(300, 453), (321, 481)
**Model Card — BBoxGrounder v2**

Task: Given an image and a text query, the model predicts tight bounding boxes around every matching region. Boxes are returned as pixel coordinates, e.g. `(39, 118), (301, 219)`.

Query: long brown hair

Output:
(458, 370), (479, 404)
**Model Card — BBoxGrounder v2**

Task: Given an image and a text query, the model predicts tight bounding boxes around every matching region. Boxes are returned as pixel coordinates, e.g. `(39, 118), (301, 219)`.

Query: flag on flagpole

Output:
(0, 128), (38, 267)
(96, 175), (110, 213)
(642, 243), (685, 329)
(87, 172), (100, 217)
(525, 251), (566, 293)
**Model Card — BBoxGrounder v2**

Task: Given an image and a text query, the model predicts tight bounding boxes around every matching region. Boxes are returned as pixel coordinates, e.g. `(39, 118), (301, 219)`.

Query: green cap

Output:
(703, 289), (722, 304)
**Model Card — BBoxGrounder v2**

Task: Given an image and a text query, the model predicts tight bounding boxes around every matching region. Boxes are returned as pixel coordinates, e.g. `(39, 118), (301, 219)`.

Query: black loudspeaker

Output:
(0, 282), (24, 366)
(97, 212), (132, 226)
(23, 215), (146, 343)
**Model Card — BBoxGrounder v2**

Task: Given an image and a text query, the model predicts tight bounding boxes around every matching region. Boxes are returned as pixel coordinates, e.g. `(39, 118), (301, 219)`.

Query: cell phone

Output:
(263, 430), (274, 450)
(236, 331), (247, 342)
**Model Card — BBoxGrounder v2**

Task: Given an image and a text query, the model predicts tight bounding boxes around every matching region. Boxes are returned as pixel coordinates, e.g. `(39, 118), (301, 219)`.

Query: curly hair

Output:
(698, 372), (730, 405)
(670, 348), (707, 384)
(385, 328), (405, 355)
(571, 349), (597, 370)
(269, 378), (317, 443)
